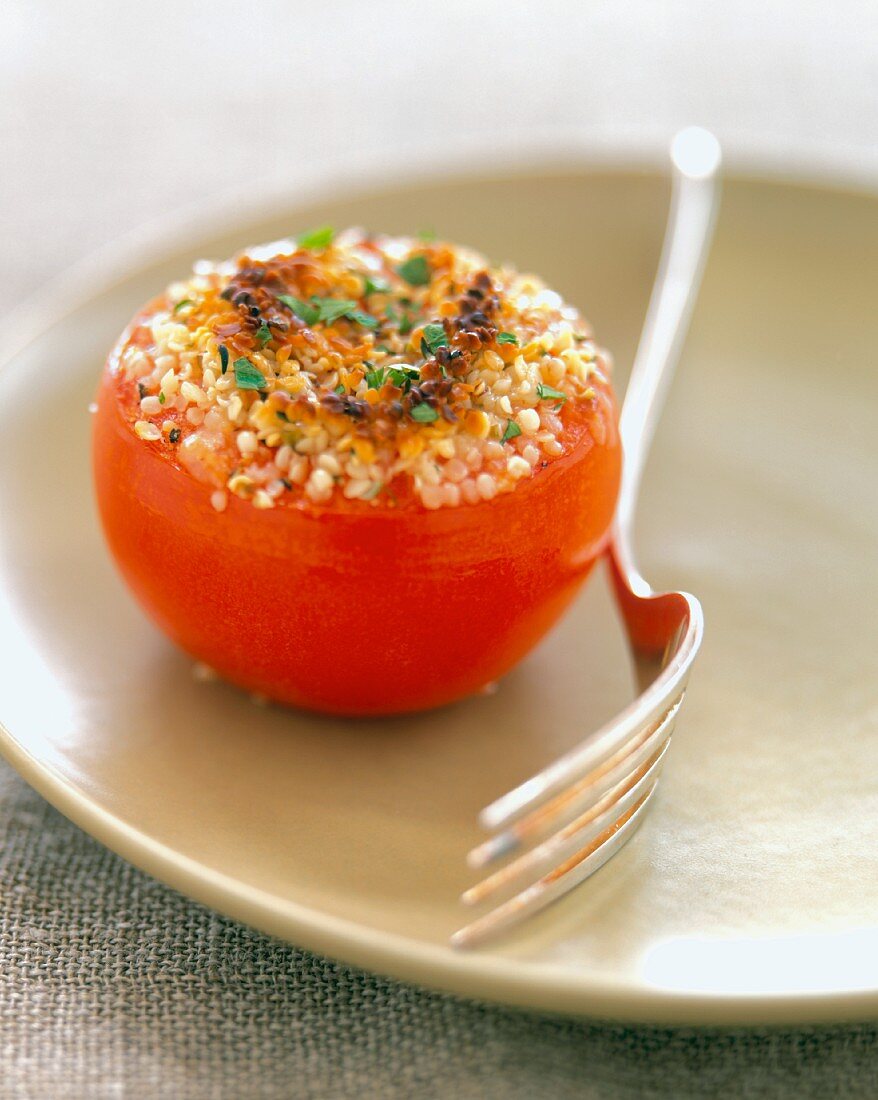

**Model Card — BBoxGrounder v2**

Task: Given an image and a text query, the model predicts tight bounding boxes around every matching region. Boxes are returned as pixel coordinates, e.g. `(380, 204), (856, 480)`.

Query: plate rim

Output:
(4, 719), (878, 1026)
(2, 145), (878, 1026)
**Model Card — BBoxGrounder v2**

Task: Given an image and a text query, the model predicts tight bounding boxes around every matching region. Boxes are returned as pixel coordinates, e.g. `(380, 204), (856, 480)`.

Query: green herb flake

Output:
(316, 298), (357, 325)
(388, 365), (420, 391)
(396, 254), (431, 287)
(536, 383), (567, 404)
(303, 298), (379, 328)
(233, 357), (266, 391)
(365, 366), (387, 390)
(158, 391), (166, 405)
(501, 419), (522, 442)
(334, 384), (346, 394)
(345, 308), (380, 329)
(173, 299), (194, 314)
(364, 276), (390, 296)
(278, 295), (320, 325)
(420, 322), (448, 356)
(256, 322), (272, 346)
(386, 304), (416, 335)
(497, 332), (518, 346)
(297, 225), (335, 250)
(219, 345), (229, 374)
(410, 403), (438, 423)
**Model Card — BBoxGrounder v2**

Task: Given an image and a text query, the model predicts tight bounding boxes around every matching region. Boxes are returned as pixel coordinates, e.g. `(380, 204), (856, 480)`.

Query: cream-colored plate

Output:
(1, 163), (876, 1025)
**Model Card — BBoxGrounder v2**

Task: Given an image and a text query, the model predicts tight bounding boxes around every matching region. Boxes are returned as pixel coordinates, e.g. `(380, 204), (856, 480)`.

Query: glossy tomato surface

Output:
(93, 332), (621, 716)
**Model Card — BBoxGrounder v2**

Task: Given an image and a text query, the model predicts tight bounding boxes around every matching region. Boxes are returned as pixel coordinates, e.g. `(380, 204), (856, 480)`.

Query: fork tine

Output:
(451, 784), (657, 949)
(468, 693), (682, 868)
(462, 738), (670, 906)
(478, 634), (697, 834)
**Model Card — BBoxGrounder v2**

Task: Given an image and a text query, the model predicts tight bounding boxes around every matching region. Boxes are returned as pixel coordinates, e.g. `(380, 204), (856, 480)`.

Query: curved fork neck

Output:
(614, 130), (721, 584)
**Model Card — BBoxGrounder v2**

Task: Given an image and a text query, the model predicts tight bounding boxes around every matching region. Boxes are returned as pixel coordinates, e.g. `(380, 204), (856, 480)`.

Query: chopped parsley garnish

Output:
(158, 391), (166, 405)
(256, 322), (272, 346)
(364, 365), (387, 390)
(388, 365), (420, 391)
(420, 322), (448, 357)
(536, 383), (567, 404)
(410, 403), (438, 423)
(396, 254), (431, 287)
(334, 383), (346, 394)
(386, 305), (415, 335)
(363, 276), (390, 296)
(345, 308), (380, 329)
(278, 295), (320, 325)
(497, 332), (518, 346)
(219, 345), (229, 374)
(297, 225), (334, 250)
(233, 357), (266, 390)
(173, 299), (194, 313)
(317, 298), (358, 325)
(279, 294), (377, 328)
(501, 419), (521, 442)
(317, 299), (378, 328)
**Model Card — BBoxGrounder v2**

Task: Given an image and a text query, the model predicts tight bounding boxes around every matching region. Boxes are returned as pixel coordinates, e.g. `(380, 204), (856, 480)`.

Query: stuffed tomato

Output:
(93, 228), (621, 715)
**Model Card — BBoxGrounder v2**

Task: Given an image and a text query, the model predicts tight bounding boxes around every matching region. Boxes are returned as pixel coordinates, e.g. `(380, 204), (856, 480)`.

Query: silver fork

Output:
(451, 128), (721, 949)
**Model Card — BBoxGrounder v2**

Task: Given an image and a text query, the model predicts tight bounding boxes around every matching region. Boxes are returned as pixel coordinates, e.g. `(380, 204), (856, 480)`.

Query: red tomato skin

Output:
(93, 371), (620, 716)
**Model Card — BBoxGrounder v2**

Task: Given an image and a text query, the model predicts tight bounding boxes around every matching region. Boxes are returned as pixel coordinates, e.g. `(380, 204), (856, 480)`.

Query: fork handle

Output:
(615, 128), (722, 551)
